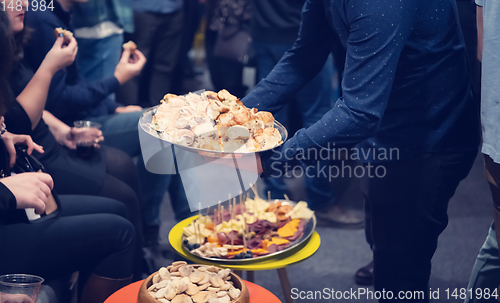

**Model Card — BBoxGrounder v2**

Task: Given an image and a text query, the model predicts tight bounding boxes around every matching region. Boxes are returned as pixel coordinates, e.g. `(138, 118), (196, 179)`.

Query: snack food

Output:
(150, 90), (283, 152)
(141, 263), (246, 303)
(182, 193), (314, 260)
(123, 40), (137, 52)
(54, 27), (73, 42)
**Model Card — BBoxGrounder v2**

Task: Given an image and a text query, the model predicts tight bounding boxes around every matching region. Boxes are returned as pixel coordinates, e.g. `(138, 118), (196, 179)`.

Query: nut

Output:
(160, 267), (171, 280)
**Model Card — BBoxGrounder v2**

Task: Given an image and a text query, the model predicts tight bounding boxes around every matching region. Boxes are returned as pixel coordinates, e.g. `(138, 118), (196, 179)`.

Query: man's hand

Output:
(40, 36), (78, 75)
(114, 48), (146, 85)
(115, 105), (143, 114)
(0, 173), (54, 214)
(56, 127), (103, 150)
(0, 132), (44, 168)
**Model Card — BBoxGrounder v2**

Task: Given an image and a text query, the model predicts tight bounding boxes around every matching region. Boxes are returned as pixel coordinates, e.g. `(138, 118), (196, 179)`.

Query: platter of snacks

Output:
(138, 262), (249, 303)
(181, 190), (316, 263)
(139, 89), (287, 155)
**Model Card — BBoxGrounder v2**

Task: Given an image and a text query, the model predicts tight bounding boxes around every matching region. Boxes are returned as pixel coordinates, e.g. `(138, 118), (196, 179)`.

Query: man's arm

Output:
(242, 0), (334, 113)
(259, 0), (416, 174)
(477, 4), (483, 62)
(24, 12), (120, 119)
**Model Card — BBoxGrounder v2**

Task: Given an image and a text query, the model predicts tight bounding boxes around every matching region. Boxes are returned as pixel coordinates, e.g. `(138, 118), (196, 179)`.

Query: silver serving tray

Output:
(139, 105), (288, 157)
(181, 200), (316, 263)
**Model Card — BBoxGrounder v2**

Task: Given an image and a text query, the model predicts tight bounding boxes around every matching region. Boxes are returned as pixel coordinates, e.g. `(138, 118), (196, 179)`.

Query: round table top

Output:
(104, 279), (282, 303)
(169, 216), (321, 271)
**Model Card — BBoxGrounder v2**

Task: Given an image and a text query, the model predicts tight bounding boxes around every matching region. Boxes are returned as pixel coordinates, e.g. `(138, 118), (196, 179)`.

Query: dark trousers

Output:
(0, 196), (135, 280)
(120, 9), (184, 106)
(205, 29), (247, 98)
(363, 151), (476, 302)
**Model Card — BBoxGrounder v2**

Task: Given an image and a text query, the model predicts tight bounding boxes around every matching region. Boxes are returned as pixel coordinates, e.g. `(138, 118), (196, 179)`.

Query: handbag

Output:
(0, 144), (61, 224)
(213, 23), (252, 63)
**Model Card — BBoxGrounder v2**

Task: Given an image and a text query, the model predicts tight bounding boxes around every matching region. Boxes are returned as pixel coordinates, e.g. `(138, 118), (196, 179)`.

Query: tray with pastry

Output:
(181, 189), (316, 263)
(139, 89), (287, 156)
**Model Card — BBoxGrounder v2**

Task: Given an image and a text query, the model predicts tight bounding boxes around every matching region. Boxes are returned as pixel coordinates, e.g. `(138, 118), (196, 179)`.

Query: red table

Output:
(104, 279), (282, 303)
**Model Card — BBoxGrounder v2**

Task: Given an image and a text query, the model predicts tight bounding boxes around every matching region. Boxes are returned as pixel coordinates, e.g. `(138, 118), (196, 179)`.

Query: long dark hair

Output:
(0, 11), (14, 117)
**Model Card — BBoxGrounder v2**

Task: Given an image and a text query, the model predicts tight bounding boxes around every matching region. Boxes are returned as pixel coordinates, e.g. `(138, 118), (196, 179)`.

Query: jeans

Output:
(89, 111), (192, 225)
(466, 223), (500, 303)
(362, 151), (476, 302)
(76, 33), (123, 81)
(76, 33), (123, 101)
(252, 40), (337, 209)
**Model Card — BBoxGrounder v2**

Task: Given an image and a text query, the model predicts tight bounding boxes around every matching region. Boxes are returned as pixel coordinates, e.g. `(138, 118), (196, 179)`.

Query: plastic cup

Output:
(0, 274), (44, 303)
(73, 120), (102, 159)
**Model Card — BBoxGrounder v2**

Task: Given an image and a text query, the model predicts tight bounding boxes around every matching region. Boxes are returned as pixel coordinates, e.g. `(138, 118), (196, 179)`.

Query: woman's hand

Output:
(0, 293), (34, 303)
(114, 49), (146, 84)
(53, 125), (103, 150)
(115, 105), (143, 114)
(0, 172), (54, 215)
(0, 132), (44, 168)
(39, 36), (78, 75)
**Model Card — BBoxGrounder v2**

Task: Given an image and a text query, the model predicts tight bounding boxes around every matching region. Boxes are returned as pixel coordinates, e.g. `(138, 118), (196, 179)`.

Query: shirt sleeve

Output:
(0, 182), (17, 212)
(45, 73), (120, 119)
(242, 0), (334, 113)
(476, 0), (484, 7)
(259, 0), (416, 175)
(24, 12), (121, 119)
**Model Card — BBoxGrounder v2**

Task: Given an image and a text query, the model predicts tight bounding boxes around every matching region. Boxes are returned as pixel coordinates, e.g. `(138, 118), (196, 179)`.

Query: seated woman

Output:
(2, 8), (144, 279)
(0, 15), (135, 303)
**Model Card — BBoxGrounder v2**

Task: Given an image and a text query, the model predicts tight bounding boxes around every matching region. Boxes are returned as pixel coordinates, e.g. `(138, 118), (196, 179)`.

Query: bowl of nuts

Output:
(138, 262), (250, 303)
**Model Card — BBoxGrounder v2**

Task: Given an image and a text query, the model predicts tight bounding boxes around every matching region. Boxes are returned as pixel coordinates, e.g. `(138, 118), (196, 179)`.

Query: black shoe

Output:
(355, 261), (374, 286)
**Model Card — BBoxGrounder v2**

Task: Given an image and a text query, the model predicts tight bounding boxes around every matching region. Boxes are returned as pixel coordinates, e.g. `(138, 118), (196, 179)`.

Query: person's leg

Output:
(253, 41), (290, 199)
(90, 111), (144, 157)
(98, 174), (144, 280)
(148, 9), (184, 105)
(0, 196), (135, 280)
(76, 34), (123, 82)
(104, 147), (140, 195)
(466, 223), (500, 303)
(362, 152), (475, 302)
(296, 56), (337, 210)
(119, 11), (161, 106)
(89, 112), (182, 245)
(484, 155), (500, 249)
(168, 174), (194, 222)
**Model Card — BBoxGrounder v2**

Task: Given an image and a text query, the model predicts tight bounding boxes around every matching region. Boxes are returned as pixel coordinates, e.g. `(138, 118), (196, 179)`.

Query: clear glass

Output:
(73, 120), (101, 129)
(72, 120), (102, 159)
(0, 274), (44, 303)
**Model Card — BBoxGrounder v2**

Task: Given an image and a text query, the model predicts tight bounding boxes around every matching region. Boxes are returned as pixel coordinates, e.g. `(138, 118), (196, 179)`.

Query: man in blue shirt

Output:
(243, 0), (480, 301)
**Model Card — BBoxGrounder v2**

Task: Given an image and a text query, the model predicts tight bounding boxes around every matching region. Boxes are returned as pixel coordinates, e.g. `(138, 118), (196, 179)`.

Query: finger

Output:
(33, 197), (47, 215)
(36, 173), (54, 190)
(37, 180), (51, 198)
(67, 37), (78, 49)
(53, 36), (64, 48)
(24, 137), (35, 155)
(120, 48), (131, 63)
(135, 49), (147, 65)
(4, 139), (16, 168)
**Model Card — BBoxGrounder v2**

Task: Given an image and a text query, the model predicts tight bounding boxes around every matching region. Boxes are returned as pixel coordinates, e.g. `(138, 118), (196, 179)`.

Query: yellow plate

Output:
(169, 216), (321, 271)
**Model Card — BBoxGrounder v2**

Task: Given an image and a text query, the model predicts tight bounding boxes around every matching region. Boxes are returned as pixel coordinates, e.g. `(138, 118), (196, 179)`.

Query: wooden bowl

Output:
(138, 265), (250, 303)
